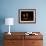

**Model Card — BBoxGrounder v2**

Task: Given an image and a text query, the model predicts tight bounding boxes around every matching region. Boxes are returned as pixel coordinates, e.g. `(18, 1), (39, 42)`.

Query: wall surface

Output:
(0, 0), (46, 32)
(0, 0), (46, 46)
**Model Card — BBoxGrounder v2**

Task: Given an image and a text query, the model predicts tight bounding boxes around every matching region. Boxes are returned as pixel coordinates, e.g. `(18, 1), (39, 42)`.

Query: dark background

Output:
(21, 11), (34, 21)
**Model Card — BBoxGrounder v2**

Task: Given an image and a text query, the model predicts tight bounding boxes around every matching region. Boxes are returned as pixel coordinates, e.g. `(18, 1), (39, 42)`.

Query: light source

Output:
(5, 18), (14, 35)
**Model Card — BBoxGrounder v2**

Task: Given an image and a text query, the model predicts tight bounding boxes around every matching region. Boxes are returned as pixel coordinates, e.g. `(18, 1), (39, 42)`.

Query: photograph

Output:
(18, 9), (36, 23)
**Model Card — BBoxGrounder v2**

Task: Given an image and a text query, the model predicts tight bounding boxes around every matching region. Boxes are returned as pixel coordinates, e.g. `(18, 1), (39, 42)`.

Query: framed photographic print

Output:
(18, 9), (36, 24)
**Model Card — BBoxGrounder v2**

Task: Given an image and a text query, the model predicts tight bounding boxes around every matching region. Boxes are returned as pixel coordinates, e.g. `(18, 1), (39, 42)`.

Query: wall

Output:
(0, 0), (46, 46)
(0, 0), (46, 32)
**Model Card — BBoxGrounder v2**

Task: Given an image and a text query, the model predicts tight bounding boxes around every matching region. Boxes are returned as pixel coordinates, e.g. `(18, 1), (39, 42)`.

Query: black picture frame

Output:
(18, 9), (36, 24)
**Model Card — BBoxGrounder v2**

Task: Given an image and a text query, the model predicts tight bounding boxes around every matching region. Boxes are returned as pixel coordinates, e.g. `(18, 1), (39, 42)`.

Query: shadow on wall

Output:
(0, 16), (5, 46)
